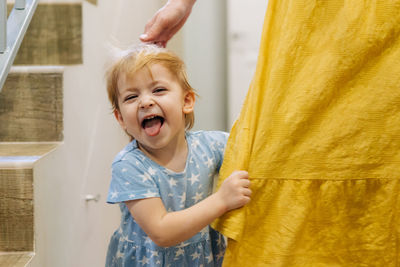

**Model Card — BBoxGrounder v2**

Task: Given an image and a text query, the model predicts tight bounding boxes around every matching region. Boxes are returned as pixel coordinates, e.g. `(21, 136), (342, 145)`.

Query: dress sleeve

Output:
(209, 131), (229, 171)
(106, 159), (160, 204)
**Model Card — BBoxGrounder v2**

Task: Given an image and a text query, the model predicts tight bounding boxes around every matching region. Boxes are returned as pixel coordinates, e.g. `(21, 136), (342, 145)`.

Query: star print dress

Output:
(106, 131), (228, 267)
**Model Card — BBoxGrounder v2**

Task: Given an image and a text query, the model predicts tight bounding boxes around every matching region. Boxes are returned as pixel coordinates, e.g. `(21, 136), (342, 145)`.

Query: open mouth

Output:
(141, 115), (165, 136)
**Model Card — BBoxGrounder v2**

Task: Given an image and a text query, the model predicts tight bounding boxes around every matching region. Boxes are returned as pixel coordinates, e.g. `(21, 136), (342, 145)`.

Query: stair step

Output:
(11, 2), (82, 65)
(0, 143), (57, 256)
(0, 142), (58, 167)
(0, 168), (33, 252)
(0, 252), (34, 267)
(0, 67), (63, 142)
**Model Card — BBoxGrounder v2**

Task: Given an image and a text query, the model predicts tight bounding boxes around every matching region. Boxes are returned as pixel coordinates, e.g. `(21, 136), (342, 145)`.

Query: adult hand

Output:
(140, 0), (196, 47)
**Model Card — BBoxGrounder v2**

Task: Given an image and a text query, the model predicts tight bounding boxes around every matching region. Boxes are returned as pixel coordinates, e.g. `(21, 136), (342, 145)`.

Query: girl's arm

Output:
(125, 170), (251, 247)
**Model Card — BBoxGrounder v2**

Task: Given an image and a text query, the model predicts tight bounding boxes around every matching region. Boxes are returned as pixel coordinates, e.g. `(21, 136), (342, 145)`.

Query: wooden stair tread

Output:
(0, 143), (58, 168)
(0, 252), (34, 267)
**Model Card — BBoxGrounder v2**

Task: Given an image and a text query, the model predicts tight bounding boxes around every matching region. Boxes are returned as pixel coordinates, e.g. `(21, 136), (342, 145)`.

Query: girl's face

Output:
(114, 63), (195, 155)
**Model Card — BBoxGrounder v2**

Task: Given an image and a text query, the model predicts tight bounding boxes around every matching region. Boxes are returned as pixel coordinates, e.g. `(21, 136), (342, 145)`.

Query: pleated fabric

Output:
(212, 1), (400, 266)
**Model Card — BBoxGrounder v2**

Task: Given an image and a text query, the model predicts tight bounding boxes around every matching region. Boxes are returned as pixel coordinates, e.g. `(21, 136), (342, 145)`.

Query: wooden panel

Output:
(0, 72), (63, 142)
(0, 169), (33, 252)
(12, 3), (82, 65)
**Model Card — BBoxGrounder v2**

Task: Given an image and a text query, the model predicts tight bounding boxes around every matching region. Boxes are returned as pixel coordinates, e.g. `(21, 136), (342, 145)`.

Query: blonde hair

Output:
(106, 44), (196, 133)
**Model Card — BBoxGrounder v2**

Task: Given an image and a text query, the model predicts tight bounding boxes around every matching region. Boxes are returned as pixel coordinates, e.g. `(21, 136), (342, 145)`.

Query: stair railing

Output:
(0, 0), (38, 92)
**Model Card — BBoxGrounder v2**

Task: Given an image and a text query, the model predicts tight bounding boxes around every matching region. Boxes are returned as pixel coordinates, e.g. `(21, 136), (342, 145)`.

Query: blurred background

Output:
(0, 0), (266, 266)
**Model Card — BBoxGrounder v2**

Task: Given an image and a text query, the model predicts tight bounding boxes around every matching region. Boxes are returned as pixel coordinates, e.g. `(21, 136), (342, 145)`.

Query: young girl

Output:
(105, 44), (251, 267)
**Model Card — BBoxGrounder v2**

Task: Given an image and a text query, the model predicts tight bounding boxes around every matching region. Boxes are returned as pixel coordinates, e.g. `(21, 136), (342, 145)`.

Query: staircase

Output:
(0, 2), (82, 266)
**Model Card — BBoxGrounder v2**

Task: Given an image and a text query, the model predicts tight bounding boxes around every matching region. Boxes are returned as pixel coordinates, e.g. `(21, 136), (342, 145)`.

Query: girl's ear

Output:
(114, 109), (126, 130)
(183, 91), (195, 114)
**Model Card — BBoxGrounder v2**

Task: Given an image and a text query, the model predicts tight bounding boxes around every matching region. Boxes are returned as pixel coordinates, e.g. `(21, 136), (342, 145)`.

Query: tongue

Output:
(143, 118), (162, 136)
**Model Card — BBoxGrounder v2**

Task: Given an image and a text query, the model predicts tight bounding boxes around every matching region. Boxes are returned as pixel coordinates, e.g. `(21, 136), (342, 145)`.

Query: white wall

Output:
(227, 0), (268, 127)
(182, 0), (228, 131)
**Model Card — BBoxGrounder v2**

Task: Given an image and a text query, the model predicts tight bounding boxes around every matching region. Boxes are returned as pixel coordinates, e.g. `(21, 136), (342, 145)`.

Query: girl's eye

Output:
(154, 87), (167, 94)
(124, 95), (137, 102)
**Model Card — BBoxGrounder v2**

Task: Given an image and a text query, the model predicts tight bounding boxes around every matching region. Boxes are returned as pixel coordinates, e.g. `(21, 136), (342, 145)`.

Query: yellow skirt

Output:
(212, 0), (400, 266)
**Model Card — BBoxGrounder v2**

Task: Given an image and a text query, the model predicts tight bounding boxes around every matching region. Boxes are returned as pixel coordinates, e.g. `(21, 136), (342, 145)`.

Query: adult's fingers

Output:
(140, 19), (166, 42)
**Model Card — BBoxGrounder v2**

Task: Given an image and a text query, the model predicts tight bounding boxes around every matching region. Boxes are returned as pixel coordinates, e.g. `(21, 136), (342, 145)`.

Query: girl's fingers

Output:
(245, 188), (252, 196)
(240, 177), (251, 188)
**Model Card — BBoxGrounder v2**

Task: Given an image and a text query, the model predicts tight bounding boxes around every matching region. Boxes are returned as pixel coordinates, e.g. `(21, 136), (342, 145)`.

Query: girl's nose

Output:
(139, 96), (155, 109)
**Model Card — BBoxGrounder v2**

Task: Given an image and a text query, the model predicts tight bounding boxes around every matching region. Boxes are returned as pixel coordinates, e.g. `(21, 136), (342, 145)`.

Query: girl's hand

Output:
(139, 0), (196, 47)
(216, 170), (251, 212)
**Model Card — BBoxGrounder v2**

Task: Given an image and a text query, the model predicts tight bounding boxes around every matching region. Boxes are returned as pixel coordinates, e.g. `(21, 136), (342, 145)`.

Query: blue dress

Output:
(106, 131), (228, 267)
